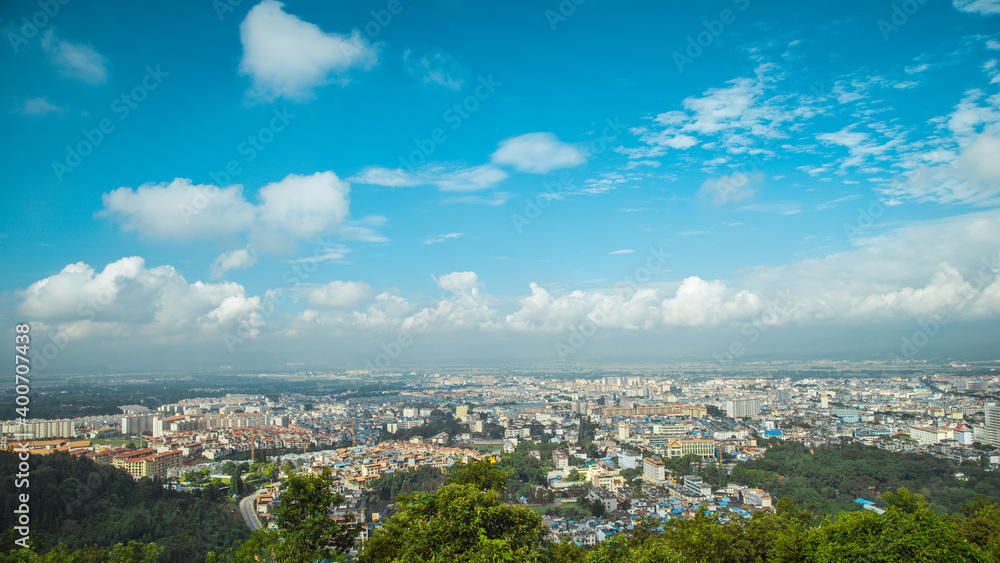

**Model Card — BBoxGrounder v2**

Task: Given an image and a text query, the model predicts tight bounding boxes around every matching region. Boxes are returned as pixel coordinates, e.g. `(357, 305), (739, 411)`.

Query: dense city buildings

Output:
(3, 362), (1000, 551)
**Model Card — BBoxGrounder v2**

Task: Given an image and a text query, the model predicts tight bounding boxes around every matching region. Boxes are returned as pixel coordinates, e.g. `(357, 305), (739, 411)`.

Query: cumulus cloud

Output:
(209, 246), (257, 279)
(16, 256), (263, 344)
(291, 209), (1000, 341)
(99, 179), (257, 242)
(99, 172), (373, 250)
(22, 210), (1000, 366)
(251, 171), (352, 251)
(41, 30), (108, 84)
(491, 132), (587, 173)
(306, 280), (375, 309)
(239, 0), (377, 100)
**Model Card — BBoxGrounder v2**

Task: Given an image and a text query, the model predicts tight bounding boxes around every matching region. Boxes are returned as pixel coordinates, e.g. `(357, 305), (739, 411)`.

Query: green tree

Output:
(0, 541), (163, 563)
(359, 460), (550, 562)
(803, 488), (990, 562)
(446, 458), (510, 493)
(951, 495), (1000, 558)
(227, 468), (361, 562)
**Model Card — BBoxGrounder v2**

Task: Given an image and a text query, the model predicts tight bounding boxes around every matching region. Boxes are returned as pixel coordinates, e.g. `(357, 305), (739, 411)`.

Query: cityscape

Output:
(3, 0), (1000, 561)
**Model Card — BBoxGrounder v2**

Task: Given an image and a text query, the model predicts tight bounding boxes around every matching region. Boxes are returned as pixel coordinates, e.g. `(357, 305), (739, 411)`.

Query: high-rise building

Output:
(7, 419), (76, 439)
(643, 456), (666, 483)
(725, 398), (761, 418)
(456, 405), (469, 418)
(121, 414), (155, 436)
(982, 404), (1000, 447)
(552, 450), (569, 470)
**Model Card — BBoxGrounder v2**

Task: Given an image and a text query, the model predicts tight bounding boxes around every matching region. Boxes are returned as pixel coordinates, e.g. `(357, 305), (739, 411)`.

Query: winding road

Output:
(239, 489), (265, 530)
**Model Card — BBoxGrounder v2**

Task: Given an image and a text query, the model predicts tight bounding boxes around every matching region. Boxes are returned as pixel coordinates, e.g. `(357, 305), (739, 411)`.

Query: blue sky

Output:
(2, 0), (1000, 371)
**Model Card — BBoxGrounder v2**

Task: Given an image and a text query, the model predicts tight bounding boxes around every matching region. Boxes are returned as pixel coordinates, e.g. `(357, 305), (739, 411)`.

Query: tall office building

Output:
(983, 404), (1000, 447)
(725, 398), (761, 419)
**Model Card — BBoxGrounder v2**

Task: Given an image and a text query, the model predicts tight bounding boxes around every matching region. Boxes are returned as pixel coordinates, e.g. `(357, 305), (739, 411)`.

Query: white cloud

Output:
(18, 97), (63, 116)
(953, 0), (1000, 15)
(609, 249), (635, 255)
(698, 171), (761, 204)
(435, 271), (482, 294)
(491, 132), (586, 173)
(423, 233), (462, 245)
(252, 171), (351, 251)
(99, 179), (257, 242)
(350, 164), (507, 192)
(289, 207), (1000, 339)
(41, 30), (108, 84)
(17, 256), (263, 343)
(100, 172), (374, 250)
(32, 210), (1000, 364)
(239, 0), (377, 100)
(306, 281), (375, 309)
(410, 290), (496, 332)
(629, 63), (817, 157)
(209, 246), (257, 279)
(441, 192), (515, 206)
(880, 134), (1000, 206)
(946, 89), (1000, 137)
(816, 125), (892, 169)
(403, 49), (465, 90)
